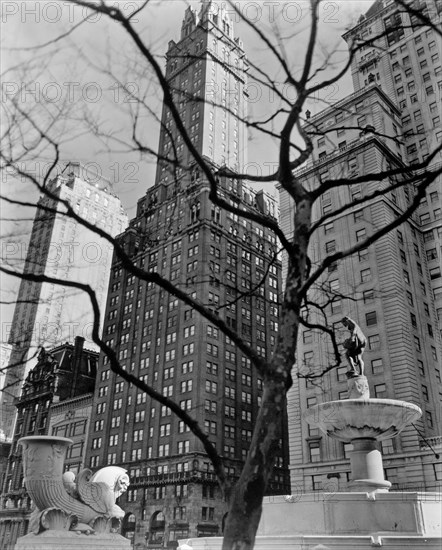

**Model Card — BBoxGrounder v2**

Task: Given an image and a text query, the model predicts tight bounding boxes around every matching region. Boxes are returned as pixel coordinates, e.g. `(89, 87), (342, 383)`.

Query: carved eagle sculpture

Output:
(63, 466), (130, 519)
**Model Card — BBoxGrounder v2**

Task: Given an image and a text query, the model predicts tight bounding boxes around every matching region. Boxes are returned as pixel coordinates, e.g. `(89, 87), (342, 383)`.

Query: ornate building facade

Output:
(0, 337), (97, 550)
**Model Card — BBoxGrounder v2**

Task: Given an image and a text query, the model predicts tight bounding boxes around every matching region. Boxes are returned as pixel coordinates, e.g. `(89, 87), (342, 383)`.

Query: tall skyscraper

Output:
(86, 3), (289, 546)
(282, 0), (441, 493)
(1, 162), (128, 440)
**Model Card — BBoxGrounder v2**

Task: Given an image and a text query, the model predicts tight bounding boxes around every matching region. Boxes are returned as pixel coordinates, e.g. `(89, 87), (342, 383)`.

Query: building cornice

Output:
(292, 133), (405, 180)
(342, 0), (397, 42)
(305, 84), (401, 127)
(49, 393), (94, 413)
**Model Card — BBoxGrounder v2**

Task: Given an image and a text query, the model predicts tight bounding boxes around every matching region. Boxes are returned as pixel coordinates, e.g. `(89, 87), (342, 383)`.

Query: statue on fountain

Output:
(341, 316), (367, 378)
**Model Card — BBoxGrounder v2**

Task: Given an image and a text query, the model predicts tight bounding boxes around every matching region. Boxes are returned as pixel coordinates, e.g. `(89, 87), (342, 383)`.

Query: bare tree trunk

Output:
(222, 380), (288, 550)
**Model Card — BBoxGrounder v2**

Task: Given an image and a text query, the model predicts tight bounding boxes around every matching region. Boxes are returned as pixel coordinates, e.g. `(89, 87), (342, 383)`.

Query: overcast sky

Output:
(1, 0), (373, 334)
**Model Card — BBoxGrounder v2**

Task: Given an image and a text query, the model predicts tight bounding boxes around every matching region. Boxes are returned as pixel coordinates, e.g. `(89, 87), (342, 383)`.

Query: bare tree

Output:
(1, 1), (441, 548)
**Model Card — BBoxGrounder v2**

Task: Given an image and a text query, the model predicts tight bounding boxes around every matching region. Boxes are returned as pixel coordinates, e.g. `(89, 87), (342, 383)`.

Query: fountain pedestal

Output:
(348, 438), (391, 492)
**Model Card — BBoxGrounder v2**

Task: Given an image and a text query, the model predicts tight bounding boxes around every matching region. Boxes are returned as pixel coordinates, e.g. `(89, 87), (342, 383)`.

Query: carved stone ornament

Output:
(40, 508), (78, 532)
(18, 436), (130, 537)
(347, 375), (370, 399)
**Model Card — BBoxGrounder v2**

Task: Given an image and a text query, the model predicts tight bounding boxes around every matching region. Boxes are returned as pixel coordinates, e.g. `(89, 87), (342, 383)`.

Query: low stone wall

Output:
(178, 491), (442, 550)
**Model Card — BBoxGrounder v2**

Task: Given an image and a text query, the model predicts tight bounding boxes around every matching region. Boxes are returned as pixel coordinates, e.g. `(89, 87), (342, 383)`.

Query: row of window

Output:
(91, 436), (266, 468)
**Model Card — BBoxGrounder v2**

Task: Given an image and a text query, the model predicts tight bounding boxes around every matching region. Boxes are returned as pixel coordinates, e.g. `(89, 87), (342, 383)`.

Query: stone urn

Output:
(19, 435), (98, 524)
(16, 436), (131, 549)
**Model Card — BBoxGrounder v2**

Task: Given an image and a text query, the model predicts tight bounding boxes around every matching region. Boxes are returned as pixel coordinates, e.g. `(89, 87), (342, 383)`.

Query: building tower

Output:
(0, 163), (128, 440)
(86, 3), (290, 547)
(282, 0), (441, 494)
(0, 336), (98, 550)
(343, 0), (442, 315)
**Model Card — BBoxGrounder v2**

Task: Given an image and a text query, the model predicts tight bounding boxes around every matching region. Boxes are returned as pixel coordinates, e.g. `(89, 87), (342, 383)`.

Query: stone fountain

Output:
(178, 317), (441, 550)
(303, 316), (422, 495)
(14, 436), (131, 550)
(303, 383), (421, 494)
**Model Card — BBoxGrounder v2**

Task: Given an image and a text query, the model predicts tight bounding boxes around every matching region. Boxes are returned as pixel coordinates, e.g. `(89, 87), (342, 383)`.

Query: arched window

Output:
(122, 512), (136, 541)
(149, 511), (165, 544)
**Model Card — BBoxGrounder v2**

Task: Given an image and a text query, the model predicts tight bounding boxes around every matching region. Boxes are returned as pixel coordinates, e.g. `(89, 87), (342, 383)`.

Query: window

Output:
(358, 248), (368, 262)
(430, 267), (441, 280)
(206, 380), (218, 394)
(353, 210), (364, 222)
(405, 290), (414, 306)
(368, 334), (380, 350)
(427, 248), (437, 261)
(371, 358), (383, 374)
(325, 240), (336, 253)
(350, 184), (361, 199)
(206, 361), (218, 375)
(180, 380), (193, 393)
(336, 366), (347, 382)
(374, 383), (387, 398)
(207, 343), (218, 356)
(201, 507), (215, 521)
(177, 441), (190, 454)
(309, 441), (321, 462)
(426, 411), (433, 428)
(360, 268), (371, 282)
(363, 289), (374, 303)
(365, 311), (377, 326)
(331, 298), (342, 314)
(414, 336), (421, 351)
(183, 343), (194, 356)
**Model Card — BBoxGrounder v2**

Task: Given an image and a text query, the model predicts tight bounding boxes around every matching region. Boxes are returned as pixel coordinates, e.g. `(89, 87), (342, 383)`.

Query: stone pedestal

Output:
(178, 492), (442, 550)
(348, 438), (391, 492)
(15, 531), (131, 549)
(347, 375), (369, 399)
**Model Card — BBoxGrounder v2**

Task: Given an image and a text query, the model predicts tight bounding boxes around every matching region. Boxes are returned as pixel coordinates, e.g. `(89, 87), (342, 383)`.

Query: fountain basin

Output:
(303, 398), (422, 442)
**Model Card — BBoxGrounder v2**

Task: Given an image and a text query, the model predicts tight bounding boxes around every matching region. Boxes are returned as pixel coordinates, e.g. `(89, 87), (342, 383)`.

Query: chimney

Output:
(70, 336), (85, 397)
